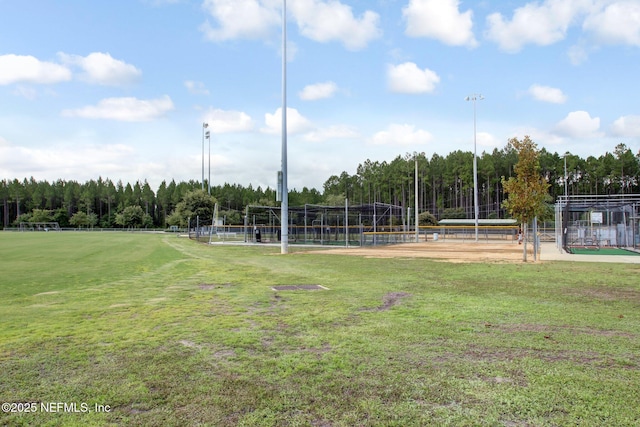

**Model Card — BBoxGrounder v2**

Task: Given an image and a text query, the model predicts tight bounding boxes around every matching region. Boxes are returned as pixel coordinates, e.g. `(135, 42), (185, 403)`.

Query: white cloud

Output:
(12, 86), (39, 100)
(485, 0), (589, 53)
(554, 110), (602, 138)
(203, 108), (254, 133)
(303, 125), (359, 142)
(0, 54), (71, 85)
(476, 132), (499, 148)
(58, 52), (141, 86)
(567, 42), (590, 65)
(0, 142), (136, 179)
(61, 96), (174, 121)
(403, 0), (477, 48)
(583, 1), (640, 46)
(200, 0), (380, 50)
(299, 81), (338, 100)
(528, 84), (567, 104)
(289, 0), (381, 50)
(185, 80), (210, 95)
(262, 107), (314, 135)
(371, 124), (433, 146)
(387, 62), (440, 94)
(611, 115), (640, 137)
(200, 0), (280, 41)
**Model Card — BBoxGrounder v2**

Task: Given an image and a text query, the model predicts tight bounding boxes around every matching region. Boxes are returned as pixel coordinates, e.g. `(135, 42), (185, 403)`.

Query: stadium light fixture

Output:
(202, 122), (208, 191)
(465, 94), (483, 242)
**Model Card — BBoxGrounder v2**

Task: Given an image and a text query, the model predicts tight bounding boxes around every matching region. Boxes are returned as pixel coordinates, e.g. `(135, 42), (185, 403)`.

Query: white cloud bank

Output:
(529, 84), (567, 104)
(200, 0), (381, 50)
(262, 107), (314, 135)
(62, 96), (175, 122)
(0, 54), (72, 85)
(371, 124), (433, 146)
(200, 0), (281, 41)
(583, 1), (640, 46)
(0, 52), (141, 87)
(58, 52), (141, 86)
(203, 108), (254, 133)
(299, 81), (338, 100)
(611, 115), (640, 137)
(289, 0), (381, 50)
(554, 110), (602, 138)
(403, 0), (477, 48)
(485, 0), (640, 53)
(185, 80), (210, 95)
(485, 0), (588, 53)
(387, 62), (440, 94)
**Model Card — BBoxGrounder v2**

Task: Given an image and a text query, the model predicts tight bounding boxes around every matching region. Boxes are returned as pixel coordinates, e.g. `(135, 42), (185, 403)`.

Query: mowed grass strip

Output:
(1, 232), (639, 426)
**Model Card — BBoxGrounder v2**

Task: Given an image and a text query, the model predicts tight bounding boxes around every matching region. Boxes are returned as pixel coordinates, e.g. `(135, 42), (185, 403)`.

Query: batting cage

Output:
(555, 194), (640, 253)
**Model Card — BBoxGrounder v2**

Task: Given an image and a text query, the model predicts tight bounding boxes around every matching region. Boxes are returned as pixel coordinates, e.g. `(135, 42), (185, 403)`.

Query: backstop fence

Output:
(188, 202), (532, 246)
(188, 202), (406, 246)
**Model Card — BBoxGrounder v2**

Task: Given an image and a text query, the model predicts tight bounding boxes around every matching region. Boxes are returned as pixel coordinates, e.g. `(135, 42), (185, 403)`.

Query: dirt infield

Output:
(307, 241), (535, 263)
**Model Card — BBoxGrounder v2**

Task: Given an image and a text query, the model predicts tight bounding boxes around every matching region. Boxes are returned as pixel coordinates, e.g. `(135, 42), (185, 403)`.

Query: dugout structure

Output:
(555, 194), (640, 253)
(429, 219), (519, 242)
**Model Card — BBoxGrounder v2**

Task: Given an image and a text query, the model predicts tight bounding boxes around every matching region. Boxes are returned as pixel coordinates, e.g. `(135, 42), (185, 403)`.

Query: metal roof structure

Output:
(437, 219), (518, 226)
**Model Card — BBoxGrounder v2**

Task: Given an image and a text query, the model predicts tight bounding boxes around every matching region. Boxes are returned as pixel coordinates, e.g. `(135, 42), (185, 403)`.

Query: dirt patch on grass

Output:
(490, 323), (637, 338)
(563, 287), (640, 302)
(199, 283), (232, 290)
(306, 241), (534, 263)
(362, 292), (412, 311)
(431, 344), (639, 370)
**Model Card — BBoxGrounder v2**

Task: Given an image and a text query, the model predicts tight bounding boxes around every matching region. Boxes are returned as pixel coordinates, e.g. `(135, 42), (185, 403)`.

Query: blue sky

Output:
(1, 0), (639, 192)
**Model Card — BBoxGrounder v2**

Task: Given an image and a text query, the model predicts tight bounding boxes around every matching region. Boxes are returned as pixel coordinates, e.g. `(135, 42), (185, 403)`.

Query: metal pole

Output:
(473, 98), (479, 242)
(207, 129), (211, 195)
(304, 204), (307, 244)
(201, 123), (209, 191)
(345, 198), (349, 248)
(280, 0), (289, 254)
(564, 153), (568, 198)
(415, 156), (419, 242)
(201, 123), (207, 191)
(465, 94), (483, 242)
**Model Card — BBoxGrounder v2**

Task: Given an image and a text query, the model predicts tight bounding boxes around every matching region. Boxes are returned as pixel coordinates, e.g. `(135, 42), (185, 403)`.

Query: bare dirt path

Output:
(305, 241), (534, 263)
(303, 241), (640, 264)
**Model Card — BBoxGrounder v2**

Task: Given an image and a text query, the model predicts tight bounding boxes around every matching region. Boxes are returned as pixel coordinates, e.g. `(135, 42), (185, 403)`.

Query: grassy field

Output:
(1, 232), (639, 426)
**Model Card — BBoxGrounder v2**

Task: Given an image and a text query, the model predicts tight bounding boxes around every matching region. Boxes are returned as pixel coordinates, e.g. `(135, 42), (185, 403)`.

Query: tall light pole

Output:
(201, 122), (208, 191)
(563, 151), (569, 198)
(280, 0), (289, 254)
(415, 155), (419, 243)
(206, 128), (211, 195)
(465, 94), (483, 242)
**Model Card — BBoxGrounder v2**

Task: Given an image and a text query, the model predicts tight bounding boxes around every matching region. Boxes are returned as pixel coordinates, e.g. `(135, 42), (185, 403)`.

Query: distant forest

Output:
(2, 142), (639, 228)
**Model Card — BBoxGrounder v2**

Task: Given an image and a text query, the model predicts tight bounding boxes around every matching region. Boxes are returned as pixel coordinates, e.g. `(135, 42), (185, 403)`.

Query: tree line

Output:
(2, 142), (638, 229)
(323, 142), (639, 220)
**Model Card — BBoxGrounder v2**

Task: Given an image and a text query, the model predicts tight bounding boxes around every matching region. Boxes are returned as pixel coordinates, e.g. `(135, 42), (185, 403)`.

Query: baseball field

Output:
(1, 232), (638, 426)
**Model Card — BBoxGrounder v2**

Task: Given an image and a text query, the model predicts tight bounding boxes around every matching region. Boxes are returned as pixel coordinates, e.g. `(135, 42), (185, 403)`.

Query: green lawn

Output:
(1, 232), (639, 426)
